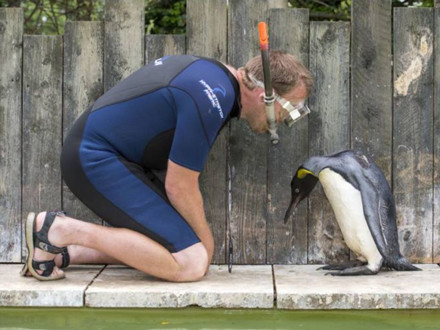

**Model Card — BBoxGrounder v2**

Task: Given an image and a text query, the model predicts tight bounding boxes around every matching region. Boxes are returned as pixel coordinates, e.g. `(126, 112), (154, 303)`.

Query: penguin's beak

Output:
(284, 195), (302, 224)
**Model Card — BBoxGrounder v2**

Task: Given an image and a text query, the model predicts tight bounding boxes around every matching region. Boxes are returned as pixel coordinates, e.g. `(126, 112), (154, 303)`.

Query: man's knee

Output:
(172, 242), (208, 282)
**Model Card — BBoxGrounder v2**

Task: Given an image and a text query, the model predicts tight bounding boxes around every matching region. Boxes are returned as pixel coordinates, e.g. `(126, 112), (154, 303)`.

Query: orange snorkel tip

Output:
(258, 22), (269, 51)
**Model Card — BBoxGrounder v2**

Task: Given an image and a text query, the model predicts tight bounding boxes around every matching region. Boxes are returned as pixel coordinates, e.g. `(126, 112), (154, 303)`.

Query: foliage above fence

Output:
(0, 0), (435, 35)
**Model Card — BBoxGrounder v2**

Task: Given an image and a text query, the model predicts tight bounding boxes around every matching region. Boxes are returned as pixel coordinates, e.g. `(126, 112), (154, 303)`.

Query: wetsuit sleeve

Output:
(167, 59), (239, 172)
(168, 88), (210, 172)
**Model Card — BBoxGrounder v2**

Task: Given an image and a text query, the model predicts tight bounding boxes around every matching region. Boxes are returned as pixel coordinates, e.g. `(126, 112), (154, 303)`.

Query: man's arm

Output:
(165, 160), (214, 264)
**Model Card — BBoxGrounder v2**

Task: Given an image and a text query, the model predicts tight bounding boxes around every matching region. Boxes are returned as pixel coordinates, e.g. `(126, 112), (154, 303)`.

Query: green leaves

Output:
(0, 0), (435, 35)
(145, 0), (185, 34)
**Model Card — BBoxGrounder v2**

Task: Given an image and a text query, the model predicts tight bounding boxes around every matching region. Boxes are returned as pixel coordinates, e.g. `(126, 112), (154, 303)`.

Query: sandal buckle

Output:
(39, 242), (49, 251)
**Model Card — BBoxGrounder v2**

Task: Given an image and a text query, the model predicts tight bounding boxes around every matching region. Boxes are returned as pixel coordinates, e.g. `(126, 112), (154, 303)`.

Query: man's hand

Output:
(165, 160), (214, 265)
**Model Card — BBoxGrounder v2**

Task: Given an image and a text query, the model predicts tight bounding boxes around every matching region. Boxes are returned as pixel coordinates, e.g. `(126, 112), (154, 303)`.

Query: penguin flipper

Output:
(358, 182), (390, 259)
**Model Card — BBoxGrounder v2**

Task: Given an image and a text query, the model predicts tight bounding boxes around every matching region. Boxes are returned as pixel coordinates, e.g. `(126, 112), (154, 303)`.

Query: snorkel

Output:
(257, 22), (311, 145)
(258, 22), (279, 145)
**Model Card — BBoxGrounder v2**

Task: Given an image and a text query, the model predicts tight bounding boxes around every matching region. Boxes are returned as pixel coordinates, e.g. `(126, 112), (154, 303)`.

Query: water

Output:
(0, 308), (439, 330)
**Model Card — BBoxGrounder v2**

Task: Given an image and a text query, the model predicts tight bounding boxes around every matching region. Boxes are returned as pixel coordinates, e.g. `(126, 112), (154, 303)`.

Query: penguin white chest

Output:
(318, 168), (381, 262)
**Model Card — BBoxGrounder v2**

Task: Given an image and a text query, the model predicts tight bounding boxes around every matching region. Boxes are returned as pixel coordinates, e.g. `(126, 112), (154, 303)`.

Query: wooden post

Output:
(63, 21), (104, 224)
(187, 0), (227, 60)
(145, 35), (185, 63)
(22, 36), (63, 257)
(393, 8), (434, 263)
(187, 0), (228, 264)
(307, 21), (351, 265)
(434, 0), (440, 263)
(351, 0), (392, 179)
(0, 8), (23, 262)
(104, 0), (144, 90)
(228, 0), (287, 264)
(266, 8), (310, 264)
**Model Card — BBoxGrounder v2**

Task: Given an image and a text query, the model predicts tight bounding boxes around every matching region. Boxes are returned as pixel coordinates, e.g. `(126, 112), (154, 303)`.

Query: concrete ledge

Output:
(275, 264), (440, 309)
(0, 264), (103, 307)
(1, 264), (439, 309)
(85, 265), (273, 308)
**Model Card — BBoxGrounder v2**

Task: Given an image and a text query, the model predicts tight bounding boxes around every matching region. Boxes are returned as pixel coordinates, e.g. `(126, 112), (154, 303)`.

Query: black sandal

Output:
(24, 211), (67, 281)
(20, 246), (70, 277)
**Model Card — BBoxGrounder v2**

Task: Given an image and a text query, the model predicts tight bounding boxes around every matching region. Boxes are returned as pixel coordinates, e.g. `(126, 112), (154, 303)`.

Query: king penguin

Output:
(284, 149), (421, 275)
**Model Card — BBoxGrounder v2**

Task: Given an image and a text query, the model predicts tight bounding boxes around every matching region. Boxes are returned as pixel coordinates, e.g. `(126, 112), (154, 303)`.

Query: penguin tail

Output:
(386, 256), (422, 271)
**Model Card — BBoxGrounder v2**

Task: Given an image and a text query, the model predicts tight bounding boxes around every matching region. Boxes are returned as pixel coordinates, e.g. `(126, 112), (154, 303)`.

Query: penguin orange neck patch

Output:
(297, 168), (314, 179)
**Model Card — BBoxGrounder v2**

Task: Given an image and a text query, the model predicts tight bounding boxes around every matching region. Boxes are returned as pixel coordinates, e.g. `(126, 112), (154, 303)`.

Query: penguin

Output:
(284, 149), (421, 275)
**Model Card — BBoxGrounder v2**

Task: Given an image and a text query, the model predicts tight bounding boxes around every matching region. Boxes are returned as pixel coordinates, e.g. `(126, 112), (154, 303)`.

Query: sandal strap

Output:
(32, 259), (56, 277)
(60, 248), (70, 269)
(34, 211), (66, 254)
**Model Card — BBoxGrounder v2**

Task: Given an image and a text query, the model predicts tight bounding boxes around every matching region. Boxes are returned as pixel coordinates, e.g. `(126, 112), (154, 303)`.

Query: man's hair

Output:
(241, 50), (313, 96)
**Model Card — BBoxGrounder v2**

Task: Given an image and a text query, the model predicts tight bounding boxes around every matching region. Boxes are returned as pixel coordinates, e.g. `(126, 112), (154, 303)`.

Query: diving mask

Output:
(248, 74), (310, 127)
(276, 95), (310, 127)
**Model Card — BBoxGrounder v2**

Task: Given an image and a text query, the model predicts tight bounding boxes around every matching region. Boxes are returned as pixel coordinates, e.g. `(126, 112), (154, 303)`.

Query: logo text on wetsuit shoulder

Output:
(154, 56), (170, 66)
(199, 80), (225, 119)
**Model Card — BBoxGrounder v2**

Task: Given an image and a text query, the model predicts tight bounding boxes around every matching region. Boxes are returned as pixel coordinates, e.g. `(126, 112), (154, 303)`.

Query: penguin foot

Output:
(324, 265), (379, 276)
(317, 261), (364, 271)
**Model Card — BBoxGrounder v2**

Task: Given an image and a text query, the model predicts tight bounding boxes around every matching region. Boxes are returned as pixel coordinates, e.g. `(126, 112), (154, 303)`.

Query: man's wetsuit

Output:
(61, 55), (241, 252)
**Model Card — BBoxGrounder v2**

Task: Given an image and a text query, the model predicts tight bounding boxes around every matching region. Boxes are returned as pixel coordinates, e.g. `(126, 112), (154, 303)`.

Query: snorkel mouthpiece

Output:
(258, 22), (279, 145)
(265, 95), (279, 144)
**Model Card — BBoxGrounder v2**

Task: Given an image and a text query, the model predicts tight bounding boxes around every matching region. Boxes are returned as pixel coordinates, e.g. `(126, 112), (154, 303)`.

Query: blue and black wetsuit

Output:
(61, 55), (241, 252)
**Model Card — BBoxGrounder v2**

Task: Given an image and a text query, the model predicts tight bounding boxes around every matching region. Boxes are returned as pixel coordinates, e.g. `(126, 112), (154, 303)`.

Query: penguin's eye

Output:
(295, 188), (300, 193)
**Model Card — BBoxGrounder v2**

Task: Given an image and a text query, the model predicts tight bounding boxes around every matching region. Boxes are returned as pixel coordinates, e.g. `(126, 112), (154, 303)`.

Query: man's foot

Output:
(34, 212), (66, 276)
(24, 212), (67, 280)
(20, 245), (69, 277)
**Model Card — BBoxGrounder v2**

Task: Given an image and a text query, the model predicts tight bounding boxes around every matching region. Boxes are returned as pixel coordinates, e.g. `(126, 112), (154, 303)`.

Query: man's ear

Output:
(257, 90), (265, 103)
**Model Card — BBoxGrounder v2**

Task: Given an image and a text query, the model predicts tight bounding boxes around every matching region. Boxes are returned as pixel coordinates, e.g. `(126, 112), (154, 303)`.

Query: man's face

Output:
(243, 80), (309, 134)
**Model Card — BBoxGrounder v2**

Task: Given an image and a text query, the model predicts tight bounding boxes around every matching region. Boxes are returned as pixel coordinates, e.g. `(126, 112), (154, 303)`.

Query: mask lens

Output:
(284, 103), (310, 127)
(276, 95), (310, 127)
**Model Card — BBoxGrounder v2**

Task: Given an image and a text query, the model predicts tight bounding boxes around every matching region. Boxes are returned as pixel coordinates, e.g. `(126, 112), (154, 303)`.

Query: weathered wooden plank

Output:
(393, 8), (434, 263)
(0, 8), (23, 262)
(434, 4), (440, 263)
(145, 35), (185, 63)
(187, 0), (227, 60)
(187, 0), (228, 264)
(306, 21), (351, 265)
(266, 8), (310, 264)
(22, 36), (63, 257)
(351, 0), (392, 179)
(63, 21), (104, 224)
(104, 0), (144, 90)
(228, 0), (287, 264)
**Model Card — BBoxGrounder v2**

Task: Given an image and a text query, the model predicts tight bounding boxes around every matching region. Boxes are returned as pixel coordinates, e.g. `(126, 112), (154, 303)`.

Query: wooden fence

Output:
(0, 0), (439, 265)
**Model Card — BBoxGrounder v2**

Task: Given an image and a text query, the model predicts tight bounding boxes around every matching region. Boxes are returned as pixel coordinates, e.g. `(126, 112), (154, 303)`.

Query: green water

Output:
(0, 308), (439, 330)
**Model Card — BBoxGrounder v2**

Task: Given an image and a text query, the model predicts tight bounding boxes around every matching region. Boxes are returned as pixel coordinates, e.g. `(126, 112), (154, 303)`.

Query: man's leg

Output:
(55, 245), (121, 266)
(33, 212), (208, 282)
